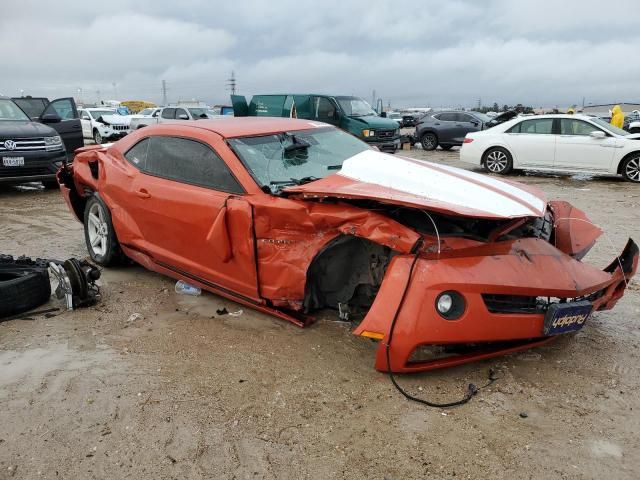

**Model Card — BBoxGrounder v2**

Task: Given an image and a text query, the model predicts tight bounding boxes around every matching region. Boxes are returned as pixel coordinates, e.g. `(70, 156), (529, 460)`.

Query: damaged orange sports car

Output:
(57, 118), (638, 373)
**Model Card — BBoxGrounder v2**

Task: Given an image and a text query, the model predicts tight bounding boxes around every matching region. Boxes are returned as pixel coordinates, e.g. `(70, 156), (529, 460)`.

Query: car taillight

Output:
(463, 137), (474, 143)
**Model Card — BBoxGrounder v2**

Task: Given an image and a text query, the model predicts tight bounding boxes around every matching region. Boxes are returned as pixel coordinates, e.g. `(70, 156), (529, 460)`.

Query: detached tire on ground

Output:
(0, 257), (51, 319)
(482, 147), (513, 174)
(83, 195), (123, 266)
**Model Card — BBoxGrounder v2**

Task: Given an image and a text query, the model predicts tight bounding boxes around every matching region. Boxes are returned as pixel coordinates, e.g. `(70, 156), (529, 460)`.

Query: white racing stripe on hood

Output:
(338, 150), (546, 218)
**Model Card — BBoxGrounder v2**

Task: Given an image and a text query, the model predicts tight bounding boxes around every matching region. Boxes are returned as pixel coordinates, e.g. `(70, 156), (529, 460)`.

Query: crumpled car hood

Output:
(285, 150), (547, 219)
(99, 114), (129, 125)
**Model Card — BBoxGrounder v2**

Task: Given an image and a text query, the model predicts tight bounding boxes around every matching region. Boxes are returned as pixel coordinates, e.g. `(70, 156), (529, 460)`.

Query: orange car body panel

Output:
(58, 118), (638, 372)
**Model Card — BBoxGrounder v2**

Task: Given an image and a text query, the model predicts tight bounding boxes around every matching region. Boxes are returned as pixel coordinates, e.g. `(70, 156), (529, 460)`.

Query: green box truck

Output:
(231, 94), (401, 153)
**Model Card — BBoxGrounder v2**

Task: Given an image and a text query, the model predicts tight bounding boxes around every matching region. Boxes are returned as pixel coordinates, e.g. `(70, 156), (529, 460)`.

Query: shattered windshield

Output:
(336, 97), (377, 117)
(229, 127), (369, 193)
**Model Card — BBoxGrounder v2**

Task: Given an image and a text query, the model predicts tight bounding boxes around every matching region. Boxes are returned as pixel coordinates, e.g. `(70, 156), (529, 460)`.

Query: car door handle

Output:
(135, 189), (151, 199)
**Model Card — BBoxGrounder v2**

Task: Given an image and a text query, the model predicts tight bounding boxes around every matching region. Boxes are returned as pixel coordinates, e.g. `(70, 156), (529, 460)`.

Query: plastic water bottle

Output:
(175, 280), (201, 296)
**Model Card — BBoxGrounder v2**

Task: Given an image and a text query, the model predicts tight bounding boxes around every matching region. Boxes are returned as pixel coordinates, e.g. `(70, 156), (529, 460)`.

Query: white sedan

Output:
(460, 114), (640, 182)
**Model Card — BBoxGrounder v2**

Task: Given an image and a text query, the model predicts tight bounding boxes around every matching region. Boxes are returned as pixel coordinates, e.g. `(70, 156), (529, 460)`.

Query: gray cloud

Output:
(2, 0), (639, 108)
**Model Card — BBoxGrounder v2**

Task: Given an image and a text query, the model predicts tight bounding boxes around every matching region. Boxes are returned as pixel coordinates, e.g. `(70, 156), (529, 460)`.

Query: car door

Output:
(40, 98), (84, 154)
(453, 113), (481, 144)
(504, 118), (556, 167)
(555, 118), (616, 171)
(124, 133), (259, 299)
(431, 112), (458, 144)
(79, 110), (92, 138)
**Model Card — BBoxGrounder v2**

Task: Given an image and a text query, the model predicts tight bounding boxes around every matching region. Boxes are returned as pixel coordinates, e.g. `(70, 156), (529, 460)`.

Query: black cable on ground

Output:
(385, 253), (498, 408)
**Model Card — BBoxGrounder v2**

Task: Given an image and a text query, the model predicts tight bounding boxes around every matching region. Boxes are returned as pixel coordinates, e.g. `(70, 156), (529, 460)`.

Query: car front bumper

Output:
(354, 237), (638, 372)
(366, 138), (401, 152)
(0, 149), (67, 184)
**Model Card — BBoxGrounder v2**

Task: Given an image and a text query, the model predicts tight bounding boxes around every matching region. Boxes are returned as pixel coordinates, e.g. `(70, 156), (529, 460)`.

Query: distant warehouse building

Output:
(583, 102), (640, 115)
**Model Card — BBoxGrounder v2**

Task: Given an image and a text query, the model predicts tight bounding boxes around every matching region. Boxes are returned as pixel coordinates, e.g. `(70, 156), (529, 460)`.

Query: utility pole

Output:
(161, 80), (168, 105)
(371, 89), (376, 107)
(112, 82), (117, 99)
(226, 71), (237, 95)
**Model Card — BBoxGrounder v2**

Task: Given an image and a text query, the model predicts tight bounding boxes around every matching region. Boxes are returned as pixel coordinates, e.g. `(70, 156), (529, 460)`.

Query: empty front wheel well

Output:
(303, 235), (394, 318)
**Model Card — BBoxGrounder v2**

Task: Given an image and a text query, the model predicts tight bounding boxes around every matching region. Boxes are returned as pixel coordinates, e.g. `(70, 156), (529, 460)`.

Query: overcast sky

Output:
(3, 0), (640, 109)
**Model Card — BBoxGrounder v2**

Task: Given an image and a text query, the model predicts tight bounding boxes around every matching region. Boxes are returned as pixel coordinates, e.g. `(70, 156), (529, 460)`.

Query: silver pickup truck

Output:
(129, 106), (218, 130)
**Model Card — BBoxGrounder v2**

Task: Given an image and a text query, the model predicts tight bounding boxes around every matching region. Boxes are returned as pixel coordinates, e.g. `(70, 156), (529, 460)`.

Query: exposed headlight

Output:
(362, 129), (375, 138)
(44, 135), (62, 146)
(435, 291), (465, 320)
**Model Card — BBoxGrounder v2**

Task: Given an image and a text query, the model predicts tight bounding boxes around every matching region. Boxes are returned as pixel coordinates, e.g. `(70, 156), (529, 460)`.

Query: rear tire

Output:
(482, 147), (513, 174)
(0, 257), (51, 319)
(420, 132), (438, 151)
(83, 195), (122, 266)
(622, 154), (640, 182)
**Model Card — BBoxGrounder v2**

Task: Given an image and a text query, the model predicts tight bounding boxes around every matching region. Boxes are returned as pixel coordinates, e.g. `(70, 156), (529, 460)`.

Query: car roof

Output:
(155, 117), (332, 138)
(512, 114), (598, 120)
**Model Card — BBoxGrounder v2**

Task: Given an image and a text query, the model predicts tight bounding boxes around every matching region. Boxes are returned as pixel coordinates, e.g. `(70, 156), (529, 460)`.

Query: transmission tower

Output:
(161, 80), (168, 105)
(227, 71), (237, 95)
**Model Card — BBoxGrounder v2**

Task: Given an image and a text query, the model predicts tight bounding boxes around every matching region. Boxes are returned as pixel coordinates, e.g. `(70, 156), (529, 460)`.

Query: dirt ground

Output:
(1, 147), (639, 480)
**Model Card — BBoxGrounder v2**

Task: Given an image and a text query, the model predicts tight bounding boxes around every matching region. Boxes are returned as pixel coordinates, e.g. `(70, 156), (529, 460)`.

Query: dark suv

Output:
(415, 110), (515, 151)
(0, 96), (83, 188)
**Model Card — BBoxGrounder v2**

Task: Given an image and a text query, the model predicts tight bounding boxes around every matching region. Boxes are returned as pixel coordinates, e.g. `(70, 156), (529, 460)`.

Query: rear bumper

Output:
(354, 238), (638, 373)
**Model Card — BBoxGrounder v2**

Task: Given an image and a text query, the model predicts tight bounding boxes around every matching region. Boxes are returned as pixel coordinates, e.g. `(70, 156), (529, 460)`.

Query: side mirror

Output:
(380, 112), (387, 118)
(41, 113), (62, 124)
(178, 114), (189, 120)
(590, 131), (606, 139)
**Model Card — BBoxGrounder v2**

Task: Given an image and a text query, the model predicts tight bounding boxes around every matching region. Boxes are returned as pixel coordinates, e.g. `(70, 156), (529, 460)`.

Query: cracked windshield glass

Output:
(229, 126), (369, 192)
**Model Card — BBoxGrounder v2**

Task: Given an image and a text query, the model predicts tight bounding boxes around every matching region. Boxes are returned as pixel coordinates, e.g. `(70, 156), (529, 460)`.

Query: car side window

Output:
(124, 138), (150, 169)
(437, 113), (456, 122)
(44, 98), (76, 120)
(175, 108), (188, 120)
(518, 118), (554, 134)
(80, 110), (91, 120)
(313, 97), (338, 124)
(456, 113), (474, 123)
(560, 119), (601, 136)
(161, 108), (175, 119)
(145, 136), (243, 193)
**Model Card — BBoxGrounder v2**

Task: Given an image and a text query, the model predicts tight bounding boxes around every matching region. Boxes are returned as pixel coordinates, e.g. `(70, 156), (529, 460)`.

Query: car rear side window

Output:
(145, 136), (243, 193)
(515, 118), (554, 134)
(124, 138), (150, 169)
(161, 108), (175, 119)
